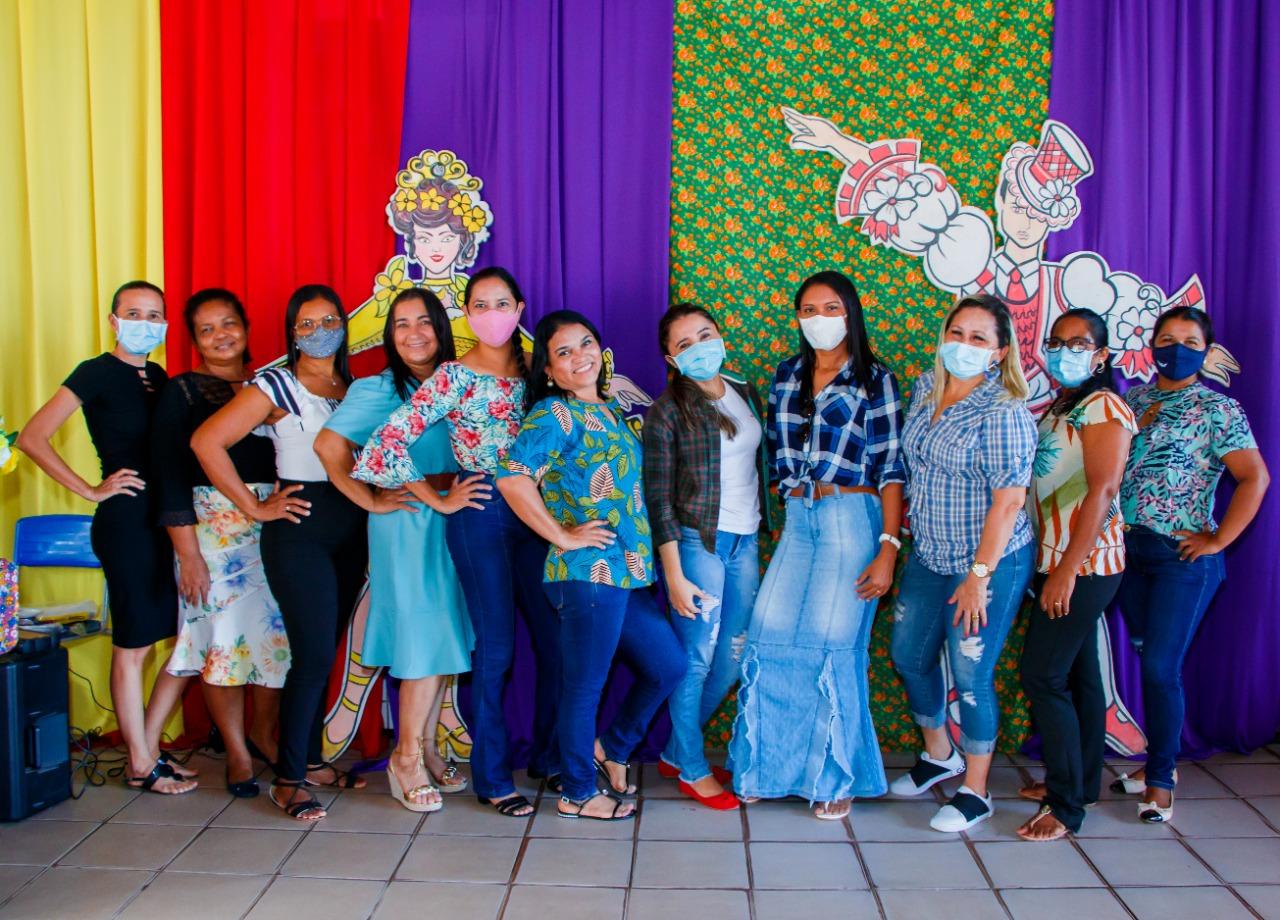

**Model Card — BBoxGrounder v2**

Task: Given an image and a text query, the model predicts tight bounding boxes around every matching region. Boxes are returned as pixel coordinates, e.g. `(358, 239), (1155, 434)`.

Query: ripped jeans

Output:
(661, 527), (759, 784)
(891, 543), (1033, 755)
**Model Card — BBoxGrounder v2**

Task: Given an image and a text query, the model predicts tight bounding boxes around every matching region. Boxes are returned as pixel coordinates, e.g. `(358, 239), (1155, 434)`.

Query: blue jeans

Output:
(661, 528), (759, 783)
(445, 479), (561, 799)
(891, 543), (1033, 755)
(1116, 526), (1225, 791)
(544, 581), (686, 802)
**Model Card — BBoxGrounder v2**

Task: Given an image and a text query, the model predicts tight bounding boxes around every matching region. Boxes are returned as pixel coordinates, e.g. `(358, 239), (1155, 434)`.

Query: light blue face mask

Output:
(115, 319), (168, 356)
(295, 324), (345, 358)
(672, 337), (726, 382)
(1046, 347), (1097, 387)
(939, 341), (994, 379)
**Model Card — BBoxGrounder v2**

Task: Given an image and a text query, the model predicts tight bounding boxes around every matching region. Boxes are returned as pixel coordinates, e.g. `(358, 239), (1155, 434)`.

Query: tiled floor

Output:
(2, 747), (1280, 919)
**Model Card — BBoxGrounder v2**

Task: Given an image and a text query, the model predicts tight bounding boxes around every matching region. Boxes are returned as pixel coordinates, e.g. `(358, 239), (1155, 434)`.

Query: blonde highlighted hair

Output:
(932, 294), (1029, 406)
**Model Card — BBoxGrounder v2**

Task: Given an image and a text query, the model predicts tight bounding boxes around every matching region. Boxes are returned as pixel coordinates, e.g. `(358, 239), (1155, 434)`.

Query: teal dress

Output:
(324, 372), (474, 678)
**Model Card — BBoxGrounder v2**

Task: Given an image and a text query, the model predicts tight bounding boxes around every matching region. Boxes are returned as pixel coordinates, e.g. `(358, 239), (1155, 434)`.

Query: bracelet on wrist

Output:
(878, 532), (902, 550)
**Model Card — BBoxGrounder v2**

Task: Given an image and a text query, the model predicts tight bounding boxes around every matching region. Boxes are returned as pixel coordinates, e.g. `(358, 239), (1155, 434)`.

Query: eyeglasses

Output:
(1043, 336), (1097, 354)
(295, 314), (342, 334)
(797, 395), (816, 444)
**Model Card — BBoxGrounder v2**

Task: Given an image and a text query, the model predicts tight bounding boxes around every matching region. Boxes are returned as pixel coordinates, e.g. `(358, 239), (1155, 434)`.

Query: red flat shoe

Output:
(657, 761), (734, 785)
(678, 779), (740, 810)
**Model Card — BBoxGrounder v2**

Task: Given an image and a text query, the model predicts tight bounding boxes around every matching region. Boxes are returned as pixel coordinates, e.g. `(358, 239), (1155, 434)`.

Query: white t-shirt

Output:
(714, 384), (762, 535)
(252, 368), (340, 482)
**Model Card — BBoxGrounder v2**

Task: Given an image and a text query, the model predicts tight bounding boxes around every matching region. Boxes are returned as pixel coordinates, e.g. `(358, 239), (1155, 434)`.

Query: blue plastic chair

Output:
(13, 515), (108, 625)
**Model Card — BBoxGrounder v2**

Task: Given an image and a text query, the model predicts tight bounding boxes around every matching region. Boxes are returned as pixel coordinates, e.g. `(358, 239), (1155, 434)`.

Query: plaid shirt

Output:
(768, 356), (906, 497)
(643, 374), (772, 553)
(901, 370), (1037, 575)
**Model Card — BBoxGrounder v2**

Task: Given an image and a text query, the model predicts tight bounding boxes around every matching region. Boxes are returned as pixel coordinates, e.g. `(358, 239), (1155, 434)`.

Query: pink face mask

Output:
(468, 308), (522, 347)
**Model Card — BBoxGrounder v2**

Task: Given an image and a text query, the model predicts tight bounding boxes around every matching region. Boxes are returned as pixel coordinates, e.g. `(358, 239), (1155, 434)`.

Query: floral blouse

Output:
(498, 397), (654, 588)
(1030, 391), (1138, 576)
(352, 361), (524, 486)
(1121, 382), (1257, 537)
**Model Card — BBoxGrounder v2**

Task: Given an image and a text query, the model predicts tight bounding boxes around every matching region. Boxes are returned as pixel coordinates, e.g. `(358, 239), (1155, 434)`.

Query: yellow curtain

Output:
(0, 0), (177, 738)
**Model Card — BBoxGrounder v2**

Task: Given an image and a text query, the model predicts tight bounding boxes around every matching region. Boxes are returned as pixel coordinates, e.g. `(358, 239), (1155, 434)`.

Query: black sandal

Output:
(158, 751), (198, 779)
(304, 761), (366, 789)
(227, 774), (260, 799)
(558, 793), (634, 822)
(271, 781), (326, 821)
(477, 793), (534, 817)
(126, 760), (196, 795)
(594, 757), (636, 798)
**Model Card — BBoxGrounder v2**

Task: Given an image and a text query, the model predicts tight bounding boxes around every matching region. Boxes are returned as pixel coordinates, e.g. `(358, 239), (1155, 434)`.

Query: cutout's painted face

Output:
(191, 301), (247, 364)
(391, 298), (439, 368)
(411, 224), (463, 275)
(547, 323), (602, 396)
(996, 186), (1050, 250)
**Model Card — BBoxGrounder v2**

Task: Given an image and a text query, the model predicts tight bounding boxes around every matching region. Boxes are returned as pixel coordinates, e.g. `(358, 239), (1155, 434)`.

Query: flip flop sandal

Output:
(158, 751), (198, 779)
(271, 781), (327, 821)
(477, 793), (534, 817)
(813, 801), (851, 821)
(304, 762), (366, 789)
(593, 757), (636, 798)
(227, 775), (260, 799)
(1017, 804), (1071, 841)
(558, 793), (635, 822)
(1018, 783), (1047, 802)
(126, 760), (196, 795)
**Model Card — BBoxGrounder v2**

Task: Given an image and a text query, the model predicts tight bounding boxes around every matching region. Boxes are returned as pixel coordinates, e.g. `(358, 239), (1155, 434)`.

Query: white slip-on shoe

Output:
(929, 785), (993, 832)
(890, 748), (966, 796)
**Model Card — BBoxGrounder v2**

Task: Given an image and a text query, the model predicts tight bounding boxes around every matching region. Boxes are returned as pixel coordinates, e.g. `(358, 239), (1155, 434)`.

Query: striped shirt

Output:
(1029, 390), (1138, 576)
(768, 355), (906, 496)
(902, 370), (1037, 576)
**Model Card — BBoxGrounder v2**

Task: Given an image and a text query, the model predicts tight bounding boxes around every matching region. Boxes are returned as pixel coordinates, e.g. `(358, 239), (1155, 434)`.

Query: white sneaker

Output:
(889, 748), (965, 796)
(929, 785), (993, 832)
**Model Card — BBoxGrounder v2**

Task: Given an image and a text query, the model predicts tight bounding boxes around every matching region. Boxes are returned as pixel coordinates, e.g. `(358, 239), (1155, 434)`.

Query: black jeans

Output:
(1020, 571), (1123, 831)
(260, 481), (368, 783)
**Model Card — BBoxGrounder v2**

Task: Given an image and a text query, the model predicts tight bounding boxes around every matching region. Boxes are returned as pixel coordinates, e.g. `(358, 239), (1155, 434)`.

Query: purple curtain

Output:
(1047, 0), (1280, 754)
(398, 0), (675, 762)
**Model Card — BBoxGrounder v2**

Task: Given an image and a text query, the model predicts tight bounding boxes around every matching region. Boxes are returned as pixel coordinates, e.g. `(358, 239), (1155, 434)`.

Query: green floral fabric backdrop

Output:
(668, 0), (1054, 751)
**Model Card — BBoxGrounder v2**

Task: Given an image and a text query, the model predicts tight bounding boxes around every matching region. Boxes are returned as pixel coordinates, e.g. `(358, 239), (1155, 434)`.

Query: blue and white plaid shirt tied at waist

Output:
(901, 369), (1037, 576)
(767, 355), (906, 499)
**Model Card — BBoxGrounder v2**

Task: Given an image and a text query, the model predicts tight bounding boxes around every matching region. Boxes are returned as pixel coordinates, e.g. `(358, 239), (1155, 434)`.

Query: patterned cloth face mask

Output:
(295, 324), (345, 358)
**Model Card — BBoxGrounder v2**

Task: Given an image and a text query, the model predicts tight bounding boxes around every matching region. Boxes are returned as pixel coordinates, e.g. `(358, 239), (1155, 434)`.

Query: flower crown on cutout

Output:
(390, 149), (493, 236)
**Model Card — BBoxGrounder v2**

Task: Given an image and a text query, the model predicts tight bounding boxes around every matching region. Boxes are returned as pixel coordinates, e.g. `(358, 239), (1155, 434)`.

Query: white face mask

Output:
(799, 314), (847, 352)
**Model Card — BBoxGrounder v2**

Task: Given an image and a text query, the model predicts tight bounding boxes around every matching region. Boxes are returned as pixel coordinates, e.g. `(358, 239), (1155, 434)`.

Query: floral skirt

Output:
(166, 485), (291, 687)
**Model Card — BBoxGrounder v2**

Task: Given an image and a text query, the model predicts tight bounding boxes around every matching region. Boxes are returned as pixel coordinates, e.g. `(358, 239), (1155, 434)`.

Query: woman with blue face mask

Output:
(18, 281), (196, 795)
(889, 294), (1037, 833)
(729, 271), (906, 821)
(1110, 306), (1269, 824)
(642, 303), (772, 810)
(1016, 309), (1136, 841)
(193, 285), (370, 821)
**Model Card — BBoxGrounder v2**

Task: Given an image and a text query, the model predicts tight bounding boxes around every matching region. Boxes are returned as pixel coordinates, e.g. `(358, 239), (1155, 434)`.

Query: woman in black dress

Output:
(18, 280), (196, 794)
(151, 289), (287, 797)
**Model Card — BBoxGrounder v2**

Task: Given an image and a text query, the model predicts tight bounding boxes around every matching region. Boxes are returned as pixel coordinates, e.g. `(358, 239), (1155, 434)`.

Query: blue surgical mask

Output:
(671, 338), (726, 382)
(115, 319), (168, 356)
(295, 324), (345, 358)
(1152, 342), (1207, 381)
(1046, 347), (1096, 388)
(940, 341), (994, 379)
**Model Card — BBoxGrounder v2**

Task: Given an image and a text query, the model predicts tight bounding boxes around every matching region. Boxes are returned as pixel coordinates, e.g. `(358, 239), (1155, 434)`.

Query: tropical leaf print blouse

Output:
(498, 396), (654, 588)
(352, 361), (524, 486)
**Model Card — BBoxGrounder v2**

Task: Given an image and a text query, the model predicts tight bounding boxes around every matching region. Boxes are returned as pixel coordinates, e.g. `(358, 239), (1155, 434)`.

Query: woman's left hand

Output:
(1172, 529), (1223, 562)
(949, 574), (990, 637)
(1039, 568), (1076, 618)
(856, 546), (897, 600)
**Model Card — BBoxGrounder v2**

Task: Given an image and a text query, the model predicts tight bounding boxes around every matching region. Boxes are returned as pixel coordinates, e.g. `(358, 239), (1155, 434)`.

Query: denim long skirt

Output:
(729, 491), (887, 801)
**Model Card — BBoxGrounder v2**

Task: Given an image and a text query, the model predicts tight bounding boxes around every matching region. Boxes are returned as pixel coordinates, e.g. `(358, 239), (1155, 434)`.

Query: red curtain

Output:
(160, 0), (410, 751)
(161, 0), (410, 375)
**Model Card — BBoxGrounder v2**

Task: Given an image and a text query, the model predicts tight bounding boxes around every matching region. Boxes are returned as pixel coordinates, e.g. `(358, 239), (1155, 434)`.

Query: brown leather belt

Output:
(787, 484), (878, 500)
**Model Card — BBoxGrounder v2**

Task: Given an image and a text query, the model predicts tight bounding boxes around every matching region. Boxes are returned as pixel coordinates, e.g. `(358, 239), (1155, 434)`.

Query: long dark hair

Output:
(383, 288), (456, 401)
(526, 310), (608, 410)
(284, 283), (352, 384)
(184, 287), (251, 365)
(1048, 308), (1115, 416)
(464, 266), (531, 390)
(658, 302), (736, 437)
(794, 271), (882, 413)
